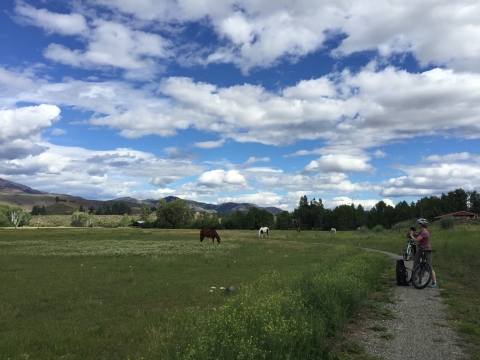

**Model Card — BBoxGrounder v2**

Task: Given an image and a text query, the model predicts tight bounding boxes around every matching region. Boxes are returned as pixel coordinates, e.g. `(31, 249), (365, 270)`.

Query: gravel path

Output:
(354, 248), (467, 360)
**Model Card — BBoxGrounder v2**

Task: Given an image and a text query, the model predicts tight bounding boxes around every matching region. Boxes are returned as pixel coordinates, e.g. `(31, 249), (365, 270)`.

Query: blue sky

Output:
(1, 0), (480, 210)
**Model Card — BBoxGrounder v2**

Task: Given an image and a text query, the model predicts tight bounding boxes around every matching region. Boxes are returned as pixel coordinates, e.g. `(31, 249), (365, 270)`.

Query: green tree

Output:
(71, 211), (91, 227)
(8, 207), (30, 229)
(275, 211), (292, 230)
(156, 198), (193, 229)
(140, 204), (152, 221)
(468, 191), (480, 214)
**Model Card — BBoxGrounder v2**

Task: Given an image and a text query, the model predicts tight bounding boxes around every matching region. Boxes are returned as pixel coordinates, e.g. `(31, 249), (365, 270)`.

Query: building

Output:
(434, 211), (478, 221)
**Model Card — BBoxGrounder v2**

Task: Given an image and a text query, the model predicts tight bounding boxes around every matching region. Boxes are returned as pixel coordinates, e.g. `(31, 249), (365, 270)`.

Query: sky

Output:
(1, 0), (480, 211)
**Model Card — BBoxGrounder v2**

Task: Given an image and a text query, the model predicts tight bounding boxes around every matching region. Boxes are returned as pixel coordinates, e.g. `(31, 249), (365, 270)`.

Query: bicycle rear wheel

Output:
(412, 262), (432, 289)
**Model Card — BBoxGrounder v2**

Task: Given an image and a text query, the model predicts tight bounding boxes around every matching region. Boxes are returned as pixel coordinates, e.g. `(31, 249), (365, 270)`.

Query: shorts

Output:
(413, 249), (433, 269)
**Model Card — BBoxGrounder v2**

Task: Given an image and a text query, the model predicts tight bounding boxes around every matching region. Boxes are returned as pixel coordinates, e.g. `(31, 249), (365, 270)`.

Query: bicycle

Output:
(411, 249), (435, 289)
(403, 238), (417, 261)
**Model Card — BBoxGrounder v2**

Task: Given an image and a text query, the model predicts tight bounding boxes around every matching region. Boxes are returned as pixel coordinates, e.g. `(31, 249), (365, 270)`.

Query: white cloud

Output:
(197, 169), (247, 187)
(43, 20), (172, 77)
(323, 197), (395, 210)
(218, 192), (287, 208)
(192, 139), (225, 149)
(14, 2), (88, 35)
(0, 105), (61, 159)
(0, 143), (205, 197)
(242, 157), (270, 167)
(303, 154), (374, 174)
(84, 0), (480, 73)
(51, 128), (66, 135)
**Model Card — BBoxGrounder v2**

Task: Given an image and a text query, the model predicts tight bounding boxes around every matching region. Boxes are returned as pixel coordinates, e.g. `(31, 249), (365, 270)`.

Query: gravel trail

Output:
(354, 248), (467, 360)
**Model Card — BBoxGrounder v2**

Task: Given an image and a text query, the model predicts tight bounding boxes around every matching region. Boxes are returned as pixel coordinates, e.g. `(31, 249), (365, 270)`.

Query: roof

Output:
(435, 211), (478, 219)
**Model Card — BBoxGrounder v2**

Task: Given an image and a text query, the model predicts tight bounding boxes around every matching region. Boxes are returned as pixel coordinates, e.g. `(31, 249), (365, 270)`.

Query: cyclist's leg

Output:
(413, 249), (422, 269)
(425, 251), (437, 284)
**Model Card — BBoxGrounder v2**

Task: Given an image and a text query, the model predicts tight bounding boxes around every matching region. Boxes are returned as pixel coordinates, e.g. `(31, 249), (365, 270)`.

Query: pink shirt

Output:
(417, 229), (431, 250)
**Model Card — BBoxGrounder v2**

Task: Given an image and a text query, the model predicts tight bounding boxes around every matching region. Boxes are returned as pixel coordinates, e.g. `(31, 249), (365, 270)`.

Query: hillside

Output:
(0, 178), (47, 195)
(0, 178), (283, 215)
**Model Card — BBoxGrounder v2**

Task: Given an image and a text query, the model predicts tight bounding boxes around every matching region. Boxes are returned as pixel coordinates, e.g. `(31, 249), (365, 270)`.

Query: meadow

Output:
(0, 226), (478, 359)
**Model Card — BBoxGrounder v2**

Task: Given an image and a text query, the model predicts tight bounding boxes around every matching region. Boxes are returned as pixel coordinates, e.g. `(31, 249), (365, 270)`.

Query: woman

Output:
(409, 218), (437, 288)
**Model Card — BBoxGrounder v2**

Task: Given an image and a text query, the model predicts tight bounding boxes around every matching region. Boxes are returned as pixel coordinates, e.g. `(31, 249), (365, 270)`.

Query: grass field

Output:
(0, 226), (478, 359)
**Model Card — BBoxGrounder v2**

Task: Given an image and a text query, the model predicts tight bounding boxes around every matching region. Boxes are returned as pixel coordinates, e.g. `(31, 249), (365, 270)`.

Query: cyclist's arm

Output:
(412, 233), (423, 243)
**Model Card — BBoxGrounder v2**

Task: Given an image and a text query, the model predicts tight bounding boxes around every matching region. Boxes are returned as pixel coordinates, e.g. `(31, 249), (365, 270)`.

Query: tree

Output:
(79, 205), (85, 212)
(469, 191), (480, 214)
(140, 204), (152, 221)
(155, 198), (193, 229)
(275, 211), (292, 230)
(9, 207), (29, 229)
(71, 211), (91, 227)
(191, 211), (221, 229)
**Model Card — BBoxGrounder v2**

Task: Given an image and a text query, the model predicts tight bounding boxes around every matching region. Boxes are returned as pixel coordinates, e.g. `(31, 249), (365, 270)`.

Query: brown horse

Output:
(200, 228), (221, 243)
(296, 227), (301, 233)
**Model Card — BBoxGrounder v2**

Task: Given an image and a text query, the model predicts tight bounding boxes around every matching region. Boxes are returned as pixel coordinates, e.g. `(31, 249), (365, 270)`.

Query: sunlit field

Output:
(1, 226), (478, 359)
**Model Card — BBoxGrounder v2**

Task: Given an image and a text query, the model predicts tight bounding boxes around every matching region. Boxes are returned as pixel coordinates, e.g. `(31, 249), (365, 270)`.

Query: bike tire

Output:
(412, 263), (432, 289)
(403, 248), (414, 261)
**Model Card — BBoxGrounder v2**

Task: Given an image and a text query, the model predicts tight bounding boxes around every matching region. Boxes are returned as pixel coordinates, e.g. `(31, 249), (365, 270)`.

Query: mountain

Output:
(0, 178), (283, 215)
(145, 196), (283, 215)
(0, 178), (47, 195)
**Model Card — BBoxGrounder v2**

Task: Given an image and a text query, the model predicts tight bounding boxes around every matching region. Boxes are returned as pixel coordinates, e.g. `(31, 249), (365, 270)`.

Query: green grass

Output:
(1, 226), (479, 359)
(0, 228), (390, 360)
(306, 225), (480, 358)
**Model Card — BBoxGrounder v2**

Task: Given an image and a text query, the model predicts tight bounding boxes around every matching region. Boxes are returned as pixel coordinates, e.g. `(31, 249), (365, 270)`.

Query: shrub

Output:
(372, 224), (385, 233)
(440, 218), (455, 230)
(358, 226), (369, 233)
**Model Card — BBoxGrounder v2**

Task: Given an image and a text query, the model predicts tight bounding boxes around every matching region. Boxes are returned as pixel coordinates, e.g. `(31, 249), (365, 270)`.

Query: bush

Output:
(440, 218), (455, 230)
(372, 224), (385, 233)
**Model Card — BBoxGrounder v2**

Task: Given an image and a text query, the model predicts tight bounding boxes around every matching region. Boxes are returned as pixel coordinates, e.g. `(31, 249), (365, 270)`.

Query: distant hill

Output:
(144, 196), (283, 215)
(0, 178), (47, 195)
(0, 178), (283, 215)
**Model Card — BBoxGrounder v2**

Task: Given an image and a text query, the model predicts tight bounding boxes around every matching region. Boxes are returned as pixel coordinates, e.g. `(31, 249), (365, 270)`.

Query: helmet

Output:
(417, 218), (428, 226)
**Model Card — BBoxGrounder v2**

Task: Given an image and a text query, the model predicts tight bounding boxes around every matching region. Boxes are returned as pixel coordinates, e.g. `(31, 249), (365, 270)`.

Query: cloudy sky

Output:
(1, 0), (480, 210)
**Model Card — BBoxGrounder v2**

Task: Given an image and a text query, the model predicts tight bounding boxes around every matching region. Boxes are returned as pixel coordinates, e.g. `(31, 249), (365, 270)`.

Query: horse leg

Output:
(200, 235), (204, 242)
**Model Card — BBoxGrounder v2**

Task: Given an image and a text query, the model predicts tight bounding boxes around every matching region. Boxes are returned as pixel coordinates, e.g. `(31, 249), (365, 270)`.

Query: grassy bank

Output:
(0, 229), (389, 359)
(310, 224), (480, 360)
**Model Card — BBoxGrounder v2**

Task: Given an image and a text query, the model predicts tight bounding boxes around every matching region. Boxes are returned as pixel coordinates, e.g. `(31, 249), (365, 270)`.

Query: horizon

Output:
(1, 1), (480, 211)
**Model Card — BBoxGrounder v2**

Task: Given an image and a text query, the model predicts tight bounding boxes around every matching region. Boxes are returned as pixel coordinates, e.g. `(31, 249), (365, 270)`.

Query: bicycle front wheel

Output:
(403, 248), (414, 261)
(412, 262), (432, 289)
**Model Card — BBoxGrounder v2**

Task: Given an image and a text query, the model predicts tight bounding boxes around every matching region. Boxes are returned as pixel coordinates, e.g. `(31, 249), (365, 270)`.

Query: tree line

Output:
(140, 188), (479, 231)
(285, 188), (480, 231)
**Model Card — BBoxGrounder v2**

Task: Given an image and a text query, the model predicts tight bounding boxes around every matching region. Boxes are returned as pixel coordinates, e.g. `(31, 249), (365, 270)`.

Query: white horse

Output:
(258, 227), (269, 238)
(331, 228), (336, 234)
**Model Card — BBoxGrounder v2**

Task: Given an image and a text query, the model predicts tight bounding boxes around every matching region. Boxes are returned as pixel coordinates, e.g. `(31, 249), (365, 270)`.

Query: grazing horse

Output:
(296, 227), (301, 233)
(331, 228), (336, 234)
(200, 228), (221, 243)
(258, 227), (269, 238)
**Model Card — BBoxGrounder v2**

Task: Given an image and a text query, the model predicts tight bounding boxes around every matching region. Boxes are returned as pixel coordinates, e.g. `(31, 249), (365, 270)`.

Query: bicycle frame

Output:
(411, 249), (433, 289)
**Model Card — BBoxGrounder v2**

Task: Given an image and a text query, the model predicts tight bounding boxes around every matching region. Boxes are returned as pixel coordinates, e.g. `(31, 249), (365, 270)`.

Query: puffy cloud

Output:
(0, 105), (61, 159)
(0, 143), (205, 197)
(376, 154), (480, 197)
(14, 2), (88, 35)
(83, 0), (480, 72)
(43, 20), (172, 77)
(197, 169), (247, 187)
(303, 154), (374, 174)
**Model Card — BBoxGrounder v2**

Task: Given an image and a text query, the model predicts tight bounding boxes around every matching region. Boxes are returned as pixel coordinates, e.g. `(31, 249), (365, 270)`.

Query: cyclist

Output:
(409, 218), (437, 288)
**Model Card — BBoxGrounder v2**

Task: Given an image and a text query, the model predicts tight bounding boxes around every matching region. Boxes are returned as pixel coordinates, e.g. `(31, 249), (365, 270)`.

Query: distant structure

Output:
(434, 211), (478, 221)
